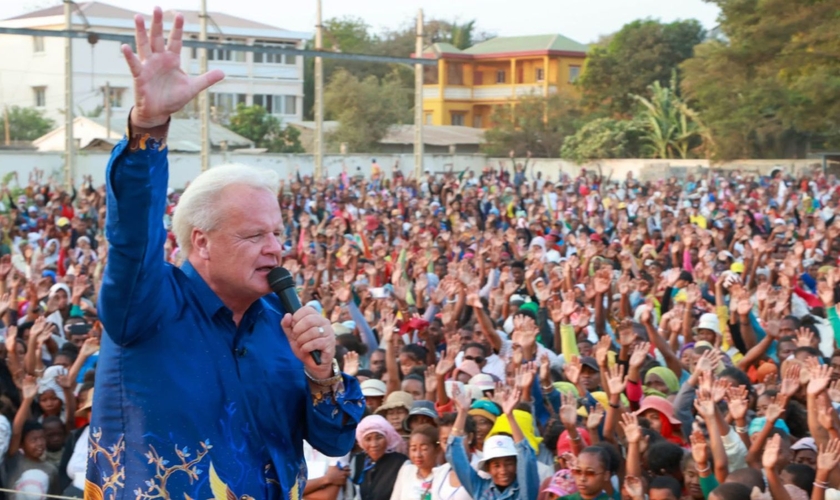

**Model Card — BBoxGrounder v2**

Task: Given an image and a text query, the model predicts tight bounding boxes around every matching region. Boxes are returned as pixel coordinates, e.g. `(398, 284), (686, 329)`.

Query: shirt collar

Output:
(180, 260), (227, 319)
(180, 261), (276, 321)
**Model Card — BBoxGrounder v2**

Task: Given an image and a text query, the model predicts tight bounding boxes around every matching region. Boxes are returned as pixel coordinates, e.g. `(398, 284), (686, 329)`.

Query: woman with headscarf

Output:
(42, 239), (60, 269)
(467, 399), (501, 459)
(633, 396), (686, 446)
(643, 367), (680, 399)
(351, 415), (408, 500)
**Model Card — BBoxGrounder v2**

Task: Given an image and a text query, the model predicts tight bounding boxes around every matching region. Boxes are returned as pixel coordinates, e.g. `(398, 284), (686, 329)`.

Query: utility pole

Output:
(3, 107), (10, 146)
(104, 81), (111, 141)
(64, 0), (74, 189)
(313, 0), (324, 180)
(199, 0), (210, 171)
(413, 9), (424, 179)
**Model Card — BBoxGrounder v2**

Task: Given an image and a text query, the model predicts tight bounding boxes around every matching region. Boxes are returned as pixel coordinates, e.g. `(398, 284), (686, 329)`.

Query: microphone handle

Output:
(277, 288), (323, 365)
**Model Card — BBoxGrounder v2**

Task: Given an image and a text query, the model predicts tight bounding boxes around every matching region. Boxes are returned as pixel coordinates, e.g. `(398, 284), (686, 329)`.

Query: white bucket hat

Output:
(477, 435), (518, 470)
(697, 312), (720, 335)
(360, 379), (386, 397)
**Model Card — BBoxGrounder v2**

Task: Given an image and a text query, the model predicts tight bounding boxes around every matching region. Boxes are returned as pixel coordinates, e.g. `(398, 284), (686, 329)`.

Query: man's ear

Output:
(192, 228), (210, 260)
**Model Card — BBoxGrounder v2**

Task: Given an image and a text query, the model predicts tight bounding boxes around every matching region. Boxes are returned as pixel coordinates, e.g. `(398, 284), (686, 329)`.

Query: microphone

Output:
(267, 267), (323, 365)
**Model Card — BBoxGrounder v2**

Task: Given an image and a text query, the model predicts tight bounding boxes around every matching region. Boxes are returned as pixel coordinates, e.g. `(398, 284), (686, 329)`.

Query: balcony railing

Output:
(423, 84), (553, 100)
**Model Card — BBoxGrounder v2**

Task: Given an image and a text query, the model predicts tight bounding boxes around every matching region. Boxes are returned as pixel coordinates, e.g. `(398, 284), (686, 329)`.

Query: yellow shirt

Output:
(690, 214), (707, 229)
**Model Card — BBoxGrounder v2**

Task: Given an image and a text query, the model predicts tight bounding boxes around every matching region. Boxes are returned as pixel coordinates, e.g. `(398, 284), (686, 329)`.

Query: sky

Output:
(0, 0), (721, 43)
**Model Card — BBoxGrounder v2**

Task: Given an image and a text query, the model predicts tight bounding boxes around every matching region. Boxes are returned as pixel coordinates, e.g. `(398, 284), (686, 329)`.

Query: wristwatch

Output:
(305, 359), (342, 387)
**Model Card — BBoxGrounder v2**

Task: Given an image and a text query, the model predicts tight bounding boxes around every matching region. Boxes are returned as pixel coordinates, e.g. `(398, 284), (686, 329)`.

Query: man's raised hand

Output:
(124, 8), (225, 128)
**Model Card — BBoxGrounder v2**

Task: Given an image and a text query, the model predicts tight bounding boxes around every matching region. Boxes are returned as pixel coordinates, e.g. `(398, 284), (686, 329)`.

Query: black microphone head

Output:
(267, 267), (295, 292)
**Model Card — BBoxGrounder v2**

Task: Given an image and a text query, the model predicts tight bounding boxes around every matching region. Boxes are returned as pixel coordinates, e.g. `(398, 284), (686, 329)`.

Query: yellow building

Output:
(419, 34), (588, 128)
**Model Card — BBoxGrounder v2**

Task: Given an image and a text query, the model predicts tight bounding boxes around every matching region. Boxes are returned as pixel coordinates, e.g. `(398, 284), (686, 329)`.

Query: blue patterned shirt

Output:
(87, 129), (364, 500)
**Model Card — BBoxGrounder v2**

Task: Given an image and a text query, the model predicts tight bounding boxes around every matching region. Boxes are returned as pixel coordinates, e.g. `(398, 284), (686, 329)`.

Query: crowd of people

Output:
(0, 159), (839, 500)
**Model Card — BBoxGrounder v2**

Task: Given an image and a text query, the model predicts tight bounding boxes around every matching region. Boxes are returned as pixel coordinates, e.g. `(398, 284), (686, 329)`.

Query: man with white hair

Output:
(89, 8), (362, 500)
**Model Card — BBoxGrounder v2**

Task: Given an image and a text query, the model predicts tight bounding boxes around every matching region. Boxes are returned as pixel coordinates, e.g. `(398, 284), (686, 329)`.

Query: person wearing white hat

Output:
(445, 385), (538, 500)
(361, 379), (387, 412)
(695, 312), (720, 345)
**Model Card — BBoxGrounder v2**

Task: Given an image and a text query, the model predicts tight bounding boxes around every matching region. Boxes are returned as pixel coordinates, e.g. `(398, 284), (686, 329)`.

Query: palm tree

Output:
(631, 72), (705, 159)
(449, 21), (475, 50)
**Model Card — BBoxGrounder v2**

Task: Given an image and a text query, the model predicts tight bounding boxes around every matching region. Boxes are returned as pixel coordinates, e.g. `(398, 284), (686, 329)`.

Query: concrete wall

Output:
(0, 151), (488, 188)
(514, 158), (826, 183)
(0, 150), (826, 189)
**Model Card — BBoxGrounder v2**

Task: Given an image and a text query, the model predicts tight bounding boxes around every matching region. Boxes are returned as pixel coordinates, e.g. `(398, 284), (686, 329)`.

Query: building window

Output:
(253, 94), (268, 112)
(423, 65), (439, 85)
(253, 94), (297, 114)
(425, 112), (433, 125)
(284, 96), (297, 115)
(450, 112), (466, 126)
(206, 37), (246, 62)
(211, 93), (247, 113)
(474, 71), (483, 85)
(536, 68), (545, 82)
(32, 36), (44, 53)
(105, 87), (126, 108)
(33, 87), (46, 107)
(253, 41), (297, 65)
(569, 65), (581, 83)
(496, 70), (506, 84)
(473, 114), (483, 128)
(447, 63), (464, 85)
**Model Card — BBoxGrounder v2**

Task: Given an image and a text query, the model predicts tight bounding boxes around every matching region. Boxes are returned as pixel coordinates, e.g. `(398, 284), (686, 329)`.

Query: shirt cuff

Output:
(126, 110), (170, 152)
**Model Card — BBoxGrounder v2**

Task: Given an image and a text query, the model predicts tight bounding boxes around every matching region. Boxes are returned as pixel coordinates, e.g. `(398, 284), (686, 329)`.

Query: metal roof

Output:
(84, 115), (254, 151)
(4, 1), (291, 33)
(5, 1), (138, 21)
(463, 34), (588, 55)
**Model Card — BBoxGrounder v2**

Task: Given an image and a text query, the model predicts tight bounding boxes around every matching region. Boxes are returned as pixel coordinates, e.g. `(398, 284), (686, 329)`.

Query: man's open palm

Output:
(124, 7), (225, 128)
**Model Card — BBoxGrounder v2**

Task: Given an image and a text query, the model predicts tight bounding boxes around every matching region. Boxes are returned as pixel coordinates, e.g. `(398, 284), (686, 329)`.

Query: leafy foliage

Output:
(578, 19), (705, 117)
(227, 105), (304, 153)
(482, 92), (584, 157)
(303, 16), (491, 119)
(681, 0), (840, 159)
(0, 106), (55, 142)
(324, 69), (410, 152)
(631, 73), (706, 159)
(560, 118), (644, 163)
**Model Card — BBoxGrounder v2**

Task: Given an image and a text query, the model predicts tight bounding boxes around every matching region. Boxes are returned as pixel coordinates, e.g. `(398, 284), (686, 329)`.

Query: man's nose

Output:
(264, 234), (283, 257)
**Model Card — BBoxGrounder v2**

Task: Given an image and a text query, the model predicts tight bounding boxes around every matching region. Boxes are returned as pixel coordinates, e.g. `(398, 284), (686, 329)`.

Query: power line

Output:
(0, 27), (437, 66)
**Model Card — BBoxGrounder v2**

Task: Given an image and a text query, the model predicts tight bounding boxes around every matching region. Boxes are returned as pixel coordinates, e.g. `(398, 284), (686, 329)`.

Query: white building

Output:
(33, 115), (254, 152)
(0, 1), (309, 125)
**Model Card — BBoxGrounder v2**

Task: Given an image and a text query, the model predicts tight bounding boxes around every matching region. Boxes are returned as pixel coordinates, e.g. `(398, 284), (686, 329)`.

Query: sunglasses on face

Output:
(464, 355), (485, 364)
(570, 468), (605, 478)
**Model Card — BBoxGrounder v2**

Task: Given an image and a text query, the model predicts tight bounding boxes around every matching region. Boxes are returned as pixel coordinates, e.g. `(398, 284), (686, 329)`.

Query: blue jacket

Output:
(88, 135), (364, 500)
(445, 435), (539, 500)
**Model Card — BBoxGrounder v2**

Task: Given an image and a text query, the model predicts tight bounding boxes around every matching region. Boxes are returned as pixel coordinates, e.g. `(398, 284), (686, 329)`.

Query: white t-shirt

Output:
(303, 440), (351, 500)
(430, 464), (473, 500)
(67, 426), (89, 490)
(390, 462), (434, 500)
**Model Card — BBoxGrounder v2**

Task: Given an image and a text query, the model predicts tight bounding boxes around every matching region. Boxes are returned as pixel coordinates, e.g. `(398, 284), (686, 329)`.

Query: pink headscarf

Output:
(356, 415), (404, 453)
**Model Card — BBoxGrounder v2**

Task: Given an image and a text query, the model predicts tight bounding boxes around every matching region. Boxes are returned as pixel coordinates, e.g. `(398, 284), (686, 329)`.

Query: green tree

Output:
(303, 16), (490, 119)
(0, 106), (55, 142)
(227, 104), (304, 153)
(324, 69), (410, 152)
(561, 118), (643, 163)
(631, 73), (705, 159)
(578, 19), (706, 117)
(482, 92), (584, 157)
(681, 0), (839, 159)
